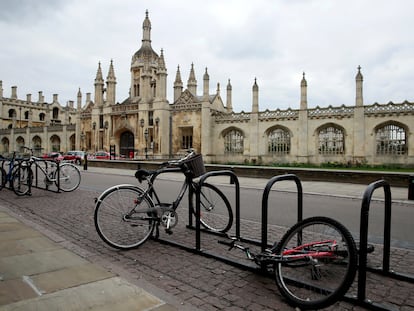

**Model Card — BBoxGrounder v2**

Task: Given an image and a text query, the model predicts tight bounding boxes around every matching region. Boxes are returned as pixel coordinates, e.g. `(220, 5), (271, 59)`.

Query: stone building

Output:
(1, 11), (413, 166)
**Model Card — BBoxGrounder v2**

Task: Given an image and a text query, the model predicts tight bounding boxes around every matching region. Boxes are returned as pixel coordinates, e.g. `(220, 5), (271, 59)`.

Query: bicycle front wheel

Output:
(274, 216), (357, 310)
(191, 182), (233, 233)
(12, 165), (32, 196)
(55, 163), (81, 192)
(94, 185), (156, 249)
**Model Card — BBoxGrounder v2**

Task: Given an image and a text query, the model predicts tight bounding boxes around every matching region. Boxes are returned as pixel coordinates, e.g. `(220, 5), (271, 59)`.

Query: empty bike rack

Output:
(354, 179), (414, 311)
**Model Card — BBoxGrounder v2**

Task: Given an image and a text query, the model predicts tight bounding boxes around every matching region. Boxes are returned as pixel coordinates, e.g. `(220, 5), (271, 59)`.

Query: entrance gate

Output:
(120, 131), (134, 158)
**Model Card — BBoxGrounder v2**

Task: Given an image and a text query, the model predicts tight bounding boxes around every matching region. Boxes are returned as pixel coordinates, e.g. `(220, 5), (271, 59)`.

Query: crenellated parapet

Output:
(259, 108), (299, 121)
(213, 111), (251, 124)
(308, 105), (355, 119)
(364, 101), (414, 117)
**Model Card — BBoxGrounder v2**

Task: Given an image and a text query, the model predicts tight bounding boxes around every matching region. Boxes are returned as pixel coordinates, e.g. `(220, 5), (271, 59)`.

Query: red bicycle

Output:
(219, 216), (358, 310)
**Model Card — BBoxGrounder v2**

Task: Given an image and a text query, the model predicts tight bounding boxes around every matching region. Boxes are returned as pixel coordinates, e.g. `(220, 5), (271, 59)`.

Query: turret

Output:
(156, 49), (167, 101)
(77, 88), (82, 110)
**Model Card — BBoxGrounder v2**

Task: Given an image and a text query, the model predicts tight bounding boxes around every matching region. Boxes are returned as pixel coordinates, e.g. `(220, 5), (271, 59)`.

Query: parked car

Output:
(94, 151), (110, 160)
(41, 152), (64, 162)
(63, 150), (85, 165)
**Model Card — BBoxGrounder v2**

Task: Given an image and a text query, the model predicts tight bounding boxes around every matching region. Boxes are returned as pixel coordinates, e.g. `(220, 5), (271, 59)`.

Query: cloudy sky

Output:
(1, 0), (413, 112)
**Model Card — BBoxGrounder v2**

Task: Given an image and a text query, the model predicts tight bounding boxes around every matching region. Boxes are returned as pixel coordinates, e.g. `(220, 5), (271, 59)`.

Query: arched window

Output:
(52, 107), (59, 119)
(8, 109), (16, 118)
(224, 129), (244, 154)
(318, 125), (344, 155)
(375, 123), (406, 155)
(16, 136), (25, 152)
(39, 113), (45, 121)
(268, 128), (290, 154)
(32, 136), (42, 155)
(1, 137), (10, 153)
(50, 135), (61, 152)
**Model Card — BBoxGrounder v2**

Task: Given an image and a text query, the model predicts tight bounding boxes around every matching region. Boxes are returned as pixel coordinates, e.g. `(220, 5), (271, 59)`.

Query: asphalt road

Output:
(79, 169), (414, 249)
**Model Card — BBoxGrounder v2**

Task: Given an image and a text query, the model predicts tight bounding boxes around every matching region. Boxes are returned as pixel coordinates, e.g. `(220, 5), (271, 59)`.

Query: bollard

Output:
(83, 154), (88, 170)
(409, 175), (414, 200)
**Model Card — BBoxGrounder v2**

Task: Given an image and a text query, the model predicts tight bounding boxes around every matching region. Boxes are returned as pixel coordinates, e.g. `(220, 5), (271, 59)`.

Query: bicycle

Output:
(14, 147), (81, 196)
(0, 152), (30, 195)
(218, 216), (358, 310)
(94, 150), (233, 249)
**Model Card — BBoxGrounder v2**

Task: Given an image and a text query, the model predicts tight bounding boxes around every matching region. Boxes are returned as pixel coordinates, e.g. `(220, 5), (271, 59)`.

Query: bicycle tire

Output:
(274, 216), (357, 310)
(94, 185), (156, 249)
(12, 165), (32, 196)
(55, 163), (81, 192)
(191, 182), (233, 233)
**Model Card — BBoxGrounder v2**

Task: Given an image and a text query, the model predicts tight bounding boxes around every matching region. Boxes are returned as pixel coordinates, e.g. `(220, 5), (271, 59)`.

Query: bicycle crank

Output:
(161, 210), (178, 230)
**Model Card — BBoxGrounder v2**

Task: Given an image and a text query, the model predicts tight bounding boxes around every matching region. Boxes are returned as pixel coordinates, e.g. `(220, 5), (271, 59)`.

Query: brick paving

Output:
(1, 185), (414, 310)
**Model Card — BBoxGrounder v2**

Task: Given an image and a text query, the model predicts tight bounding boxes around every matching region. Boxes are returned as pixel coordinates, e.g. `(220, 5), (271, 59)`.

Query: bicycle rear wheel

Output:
(94, 185), (155, 249)
(12, 165), (32, 196)
(55, 163), (81, 191)
(191, 182), (233, 233)
(274, 216), (357, 310)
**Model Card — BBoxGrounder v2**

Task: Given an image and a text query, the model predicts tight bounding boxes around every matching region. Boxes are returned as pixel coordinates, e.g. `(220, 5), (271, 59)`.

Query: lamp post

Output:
(144, 128), (148, 159)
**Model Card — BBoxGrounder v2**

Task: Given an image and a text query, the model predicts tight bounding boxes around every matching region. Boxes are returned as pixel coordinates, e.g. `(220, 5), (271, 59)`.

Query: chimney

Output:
(86, 92), (91, 103)
(26, 94), (32, 103)
(38, 91), (44, 102)
(11, 86), (17, 99)
(53, 94), (58, 103)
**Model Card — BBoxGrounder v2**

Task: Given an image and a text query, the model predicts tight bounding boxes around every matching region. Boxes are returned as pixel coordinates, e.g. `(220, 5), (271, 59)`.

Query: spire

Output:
(300, 72), (307, 110)
(174, 65), (183, 85)
(226, 79), (233, 112)
(142, 10), (151, 46)
(187, 63), (197, 95)
(158, 49), (166, 70)
(203, 67), (209, 99)
(94, 62), (104, 106)
(95, 62), (104, 83)
(77, 88), (82, 110)
(252, 78), (259, 113)
(355, 65), (363, 106)
(107, 59), (116, 81)
(106, 60), (117, 105)
(174, 65), (183, 102)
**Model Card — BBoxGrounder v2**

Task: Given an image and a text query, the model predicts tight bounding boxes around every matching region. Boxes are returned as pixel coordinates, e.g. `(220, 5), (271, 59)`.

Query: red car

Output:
(94, 151), (110, 160)
(41, 152), (64, 162)
(63, 151), (85, 165)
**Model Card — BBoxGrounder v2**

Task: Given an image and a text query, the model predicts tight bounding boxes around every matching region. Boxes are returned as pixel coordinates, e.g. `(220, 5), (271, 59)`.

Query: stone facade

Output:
(1, 11), (413, 166)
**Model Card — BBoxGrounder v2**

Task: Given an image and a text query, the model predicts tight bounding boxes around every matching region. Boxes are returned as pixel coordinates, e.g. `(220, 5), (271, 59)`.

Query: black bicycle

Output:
(94, 151), (233, 249)
(0, 151), (28, 195)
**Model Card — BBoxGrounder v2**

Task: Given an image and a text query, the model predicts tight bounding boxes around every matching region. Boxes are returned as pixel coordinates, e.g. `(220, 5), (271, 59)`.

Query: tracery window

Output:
(268, 128), (290, 154)
(224, 129), (243, 154)
(318, 126), (344, 155)
(375, 123), (406, 155)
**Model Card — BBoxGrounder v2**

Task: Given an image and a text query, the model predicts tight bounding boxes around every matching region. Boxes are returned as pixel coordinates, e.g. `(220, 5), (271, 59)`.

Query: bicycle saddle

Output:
(135, 169), (155, 183)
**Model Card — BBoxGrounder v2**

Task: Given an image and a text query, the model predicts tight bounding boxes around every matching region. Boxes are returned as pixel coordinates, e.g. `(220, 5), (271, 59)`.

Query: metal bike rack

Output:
(260, 174), (303, 253)
(354, 179), (414, 311)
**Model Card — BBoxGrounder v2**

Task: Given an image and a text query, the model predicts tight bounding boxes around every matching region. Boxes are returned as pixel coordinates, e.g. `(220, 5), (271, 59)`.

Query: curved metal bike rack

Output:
(355, 179), (414, 311)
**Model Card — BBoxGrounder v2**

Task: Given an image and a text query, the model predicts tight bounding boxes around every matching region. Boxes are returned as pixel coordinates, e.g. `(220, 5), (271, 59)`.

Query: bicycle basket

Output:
(183, 154), (206, 178)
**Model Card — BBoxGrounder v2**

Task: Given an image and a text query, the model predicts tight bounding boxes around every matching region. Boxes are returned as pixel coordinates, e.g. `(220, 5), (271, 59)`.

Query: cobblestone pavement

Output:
(1, 183), (414, 310)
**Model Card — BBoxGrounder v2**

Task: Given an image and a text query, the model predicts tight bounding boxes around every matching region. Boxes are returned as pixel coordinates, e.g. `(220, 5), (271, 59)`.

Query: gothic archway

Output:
(120, 131), (135, 158)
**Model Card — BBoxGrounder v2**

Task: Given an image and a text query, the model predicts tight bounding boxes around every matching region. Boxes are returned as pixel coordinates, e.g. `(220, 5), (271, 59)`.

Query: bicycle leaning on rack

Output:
(13, 147), (81, 196)
(218, 216), (358, 310)
(94, 150), (233, 249)
(0, 151), (28, 195)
